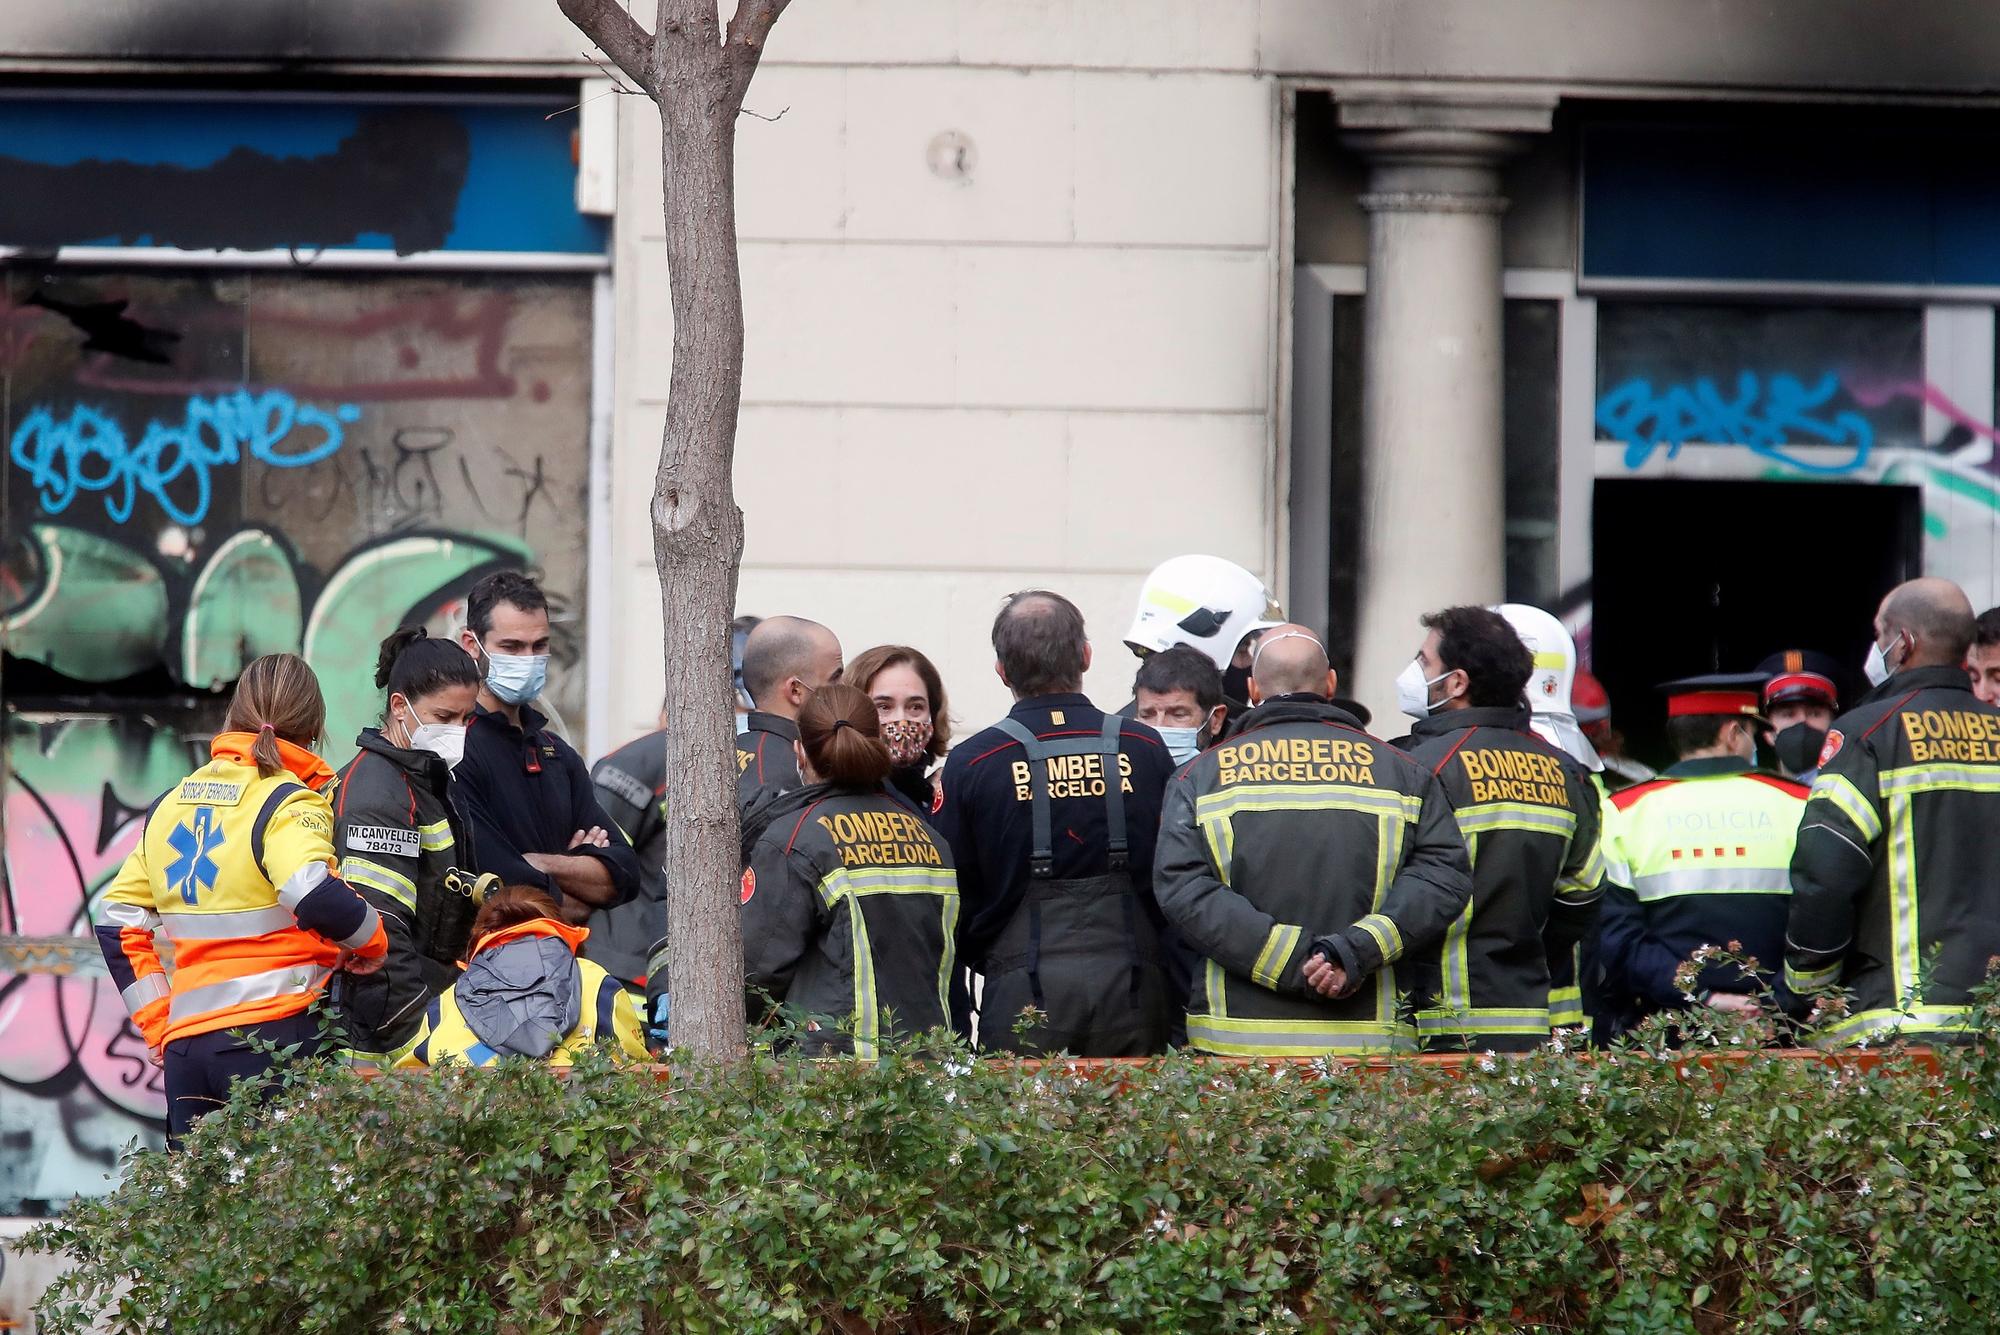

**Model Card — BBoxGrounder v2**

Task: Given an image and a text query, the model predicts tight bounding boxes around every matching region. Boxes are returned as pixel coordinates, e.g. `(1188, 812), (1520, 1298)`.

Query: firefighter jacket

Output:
(737, 711), (804, 810)
(1786, 665), (2000, 1046)
(1401, 706), (1605, 1051)
(324, 729), (482, 1061)
(1153, 696), (1473, 1056)
(399, 917), (649, 1067)
(590, 728), (669, 986)
(1597, 756), (1806, 1034)
(742, 783), (959, 1057)
(97, 733), (387, 1049)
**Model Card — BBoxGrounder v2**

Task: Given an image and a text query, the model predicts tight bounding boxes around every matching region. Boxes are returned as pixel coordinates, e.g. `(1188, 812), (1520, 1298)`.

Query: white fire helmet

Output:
(1490, 602), (1604, 773)
(1125, 555), (1285, 673)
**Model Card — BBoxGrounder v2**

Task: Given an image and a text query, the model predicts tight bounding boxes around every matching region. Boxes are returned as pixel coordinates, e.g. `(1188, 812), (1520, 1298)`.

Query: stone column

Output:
(1339, 95), (1553, 728)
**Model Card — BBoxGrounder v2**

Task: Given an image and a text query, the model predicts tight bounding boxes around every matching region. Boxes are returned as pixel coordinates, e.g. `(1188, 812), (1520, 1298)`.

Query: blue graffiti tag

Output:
(1595, 371), (1873, 476)
(9, 389), (361, 525)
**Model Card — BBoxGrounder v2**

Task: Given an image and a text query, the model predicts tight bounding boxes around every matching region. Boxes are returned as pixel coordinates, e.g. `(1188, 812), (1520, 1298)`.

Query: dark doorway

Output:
(1591, 478), (1924, 769)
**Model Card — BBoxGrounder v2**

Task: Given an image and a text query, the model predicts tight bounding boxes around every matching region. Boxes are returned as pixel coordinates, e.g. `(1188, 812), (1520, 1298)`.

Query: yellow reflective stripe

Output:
(1353, 913), (1405, 966)
(828, 865), (956, 895)
(1556, 843), (1607, 901)
(1453, 802), (1578, 839)
(1200, 812), (1234, 888)
(418, 820), (453, 852)
(1548, 985), (1584, 1028)
(849, 889), (879, 1060)
(1205, 958), (1229, 1020)
(1809, 774), (1882, 842)
(1784, 960), (1842, 995)
(1433, 900), (1472, 1016)
(938, 894), (959, 1018)
(1879, 763), (2000, 797)
(1250, 924), (1301, 990)
(1825, 1005), (1972, 1047)
(1186, 1014), (1417, 1056)
(1886, 793), (1919, 1007)
(1416, 1008), (1551, 1037)
(1195, 784), (1423, 825)
(1372, 813), (1405, 1025)
(342, 858), (417, 910)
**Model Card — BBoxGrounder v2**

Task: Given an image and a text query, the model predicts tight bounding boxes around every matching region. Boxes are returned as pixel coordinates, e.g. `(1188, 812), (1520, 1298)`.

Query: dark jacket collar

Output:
(1408, 704), (1533, 740)
(473, 700), (547, 739)
(1864, 663), (1976, 705)
(1010, 693), (1092, 716)
(1663, 754), (1754, 779)
(353, 726), (452, 789)
(1235, 695), (1365, 732)
(743, 710), (799, 740)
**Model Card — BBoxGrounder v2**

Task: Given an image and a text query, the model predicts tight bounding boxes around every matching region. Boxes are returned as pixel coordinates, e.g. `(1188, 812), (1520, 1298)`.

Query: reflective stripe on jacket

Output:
(96, 743), (386, 1047)
(1787, 665), (2000, 1045)
(1402, 707), (1604, 1051)
(1153, 697), (1472, 1057)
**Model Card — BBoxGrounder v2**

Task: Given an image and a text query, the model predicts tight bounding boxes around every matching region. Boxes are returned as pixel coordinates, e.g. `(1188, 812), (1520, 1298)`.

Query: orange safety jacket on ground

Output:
(96, 732), (388, 1048)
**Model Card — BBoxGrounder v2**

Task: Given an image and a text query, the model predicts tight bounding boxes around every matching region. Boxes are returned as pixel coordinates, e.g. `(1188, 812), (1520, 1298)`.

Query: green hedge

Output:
(29, 1005), (2000, 1334)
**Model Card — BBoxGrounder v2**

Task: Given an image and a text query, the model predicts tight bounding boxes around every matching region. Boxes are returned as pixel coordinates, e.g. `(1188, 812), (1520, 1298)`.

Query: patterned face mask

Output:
(879, 718), (934, 768)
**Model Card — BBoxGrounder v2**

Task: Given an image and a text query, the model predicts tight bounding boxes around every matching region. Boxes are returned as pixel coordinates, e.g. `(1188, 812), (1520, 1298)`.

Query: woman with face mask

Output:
(327, 626), (489, 1065)
(845, 644), (953, 815)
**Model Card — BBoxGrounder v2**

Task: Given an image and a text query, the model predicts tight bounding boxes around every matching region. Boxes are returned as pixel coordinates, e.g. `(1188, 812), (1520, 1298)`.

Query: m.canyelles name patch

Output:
(345, 825), (420, 857)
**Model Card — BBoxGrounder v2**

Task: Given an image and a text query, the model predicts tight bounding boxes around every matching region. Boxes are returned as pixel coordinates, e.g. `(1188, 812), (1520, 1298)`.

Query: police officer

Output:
(1396, 607), (1603, 1052)
(1596, 673), (1808, 1040)
(935, 590), (1176, 1056)
(590, 705), (670, 989)
(1754, 649), (1843, 780)
(96, 654), (387, 1145)
(1158, 625), (1471, 1057)
(736, 615), (844, 809)
(1786, 578), (2000, 1046)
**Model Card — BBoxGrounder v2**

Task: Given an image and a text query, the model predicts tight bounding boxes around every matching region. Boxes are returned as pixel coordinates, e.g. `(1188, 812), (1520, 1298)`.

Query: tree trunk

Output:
(557, 0), (789, 1062)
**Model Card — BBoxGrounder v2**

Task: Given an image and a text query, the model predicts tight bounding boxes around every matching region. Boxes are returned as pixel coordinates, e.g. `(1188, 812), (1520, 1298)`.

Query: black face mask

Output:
(1773, 722), (1828, 776)
(1223, 662), (1252, 704)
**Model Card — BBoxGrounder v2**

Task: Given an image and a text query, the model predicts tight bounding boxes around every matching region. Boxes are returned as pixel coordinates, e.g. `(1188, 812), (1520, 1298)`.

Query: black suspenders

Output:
(993, 715), (1129, 877)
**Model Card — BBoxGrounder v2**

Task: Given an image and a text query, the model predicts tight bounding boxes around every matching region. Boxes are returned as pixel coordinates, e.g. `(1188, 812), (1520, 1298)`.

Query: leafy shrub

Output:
(28, 1004), (2000, 1334)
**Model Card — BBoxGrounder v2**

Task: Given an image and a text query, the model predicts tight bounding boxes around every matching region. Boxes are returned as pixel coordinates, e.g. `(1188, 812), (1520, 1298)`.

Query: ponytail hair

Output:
(223, 653), (326, 778)
(375, 625), (481, 706)
(798, 683), (892, 790)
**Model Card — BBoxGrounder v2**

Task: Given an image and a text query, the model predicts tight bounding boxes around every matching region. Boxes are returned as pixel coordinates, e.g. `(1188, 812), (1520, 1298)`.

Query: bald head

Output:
(741, 616), (843, 718)
(1250, 624), (1335, 701)
(1879, 578), (1975, 669)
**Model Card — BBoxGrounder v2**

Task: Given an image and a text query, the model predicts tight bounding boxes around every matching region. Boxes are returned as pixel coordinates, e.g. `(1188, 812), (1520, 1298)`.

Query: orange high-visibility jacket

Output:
(97, 734), (387, 1048)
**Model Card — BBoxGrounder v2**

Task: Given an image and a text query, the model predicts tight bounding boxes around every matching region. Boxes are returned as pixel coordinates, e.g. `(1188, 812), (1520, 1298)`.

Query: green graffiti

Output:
(3, 525), (168, 681)
(182, 530), (306, 691)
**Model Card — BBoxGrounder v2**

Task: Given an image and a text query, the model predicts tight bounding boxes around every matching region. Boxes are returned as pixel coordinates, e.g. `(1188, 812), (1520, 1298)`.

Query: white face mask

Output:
(1863, 631), (1904, 688)
(398, 707), (466, 770)
(1154, 725), (1203, 767)
(482, 650), (549, 705)
(1395, 658), (1453, 720)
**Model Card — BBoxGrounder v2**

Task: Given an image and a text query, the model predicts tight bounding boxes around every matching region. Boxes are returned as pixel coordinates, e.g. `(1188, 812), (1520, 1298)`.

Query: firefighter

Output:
(736, 615), (845, 809)
(935, 590), (1177, 1056)
(590, 705), (670, 990)
(95, 654), (387, 1146)
(399, 886), (650, 1067)
(1785, 578), (2000, 1046)
(1595, 673), (1808, 1041)
(1397, 607), (1604, 1052)
(1157, 625), (1472, 1056)
(739, 683), (959, 1056)
(328, 627), (495, 1066)
(1491, 602), (1608, 1032)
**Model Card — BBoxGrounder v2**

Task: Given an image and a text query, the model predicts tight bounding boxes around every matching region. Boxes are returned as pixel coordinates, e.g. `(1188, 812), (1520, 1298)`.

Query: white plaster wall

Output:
(605, 0), (1281, 747)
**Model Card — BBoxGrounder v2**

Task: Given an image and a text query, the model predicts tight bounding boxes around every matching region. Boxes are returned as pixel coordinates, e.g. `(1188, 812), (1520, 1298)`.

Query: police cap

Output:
(1753, 648), (1840, 711)
(1657, 672), (1769, 722)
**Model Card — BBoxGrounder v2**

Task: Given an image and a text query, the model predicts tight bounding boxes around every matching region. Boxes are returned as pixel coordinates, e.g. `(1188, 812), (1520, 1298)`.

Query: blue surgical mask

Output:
(483, 649), (548, 705)
(1155, 725), (1203, 767)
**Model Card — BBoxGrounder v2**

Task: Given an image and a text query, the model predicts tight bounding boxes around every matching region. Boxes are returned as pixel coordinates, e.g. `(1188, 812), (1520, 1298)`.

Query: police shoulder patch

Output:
(740, 866), (757, 904)
(1818, 729), (1845, 768)
(346, 824), (420, 857)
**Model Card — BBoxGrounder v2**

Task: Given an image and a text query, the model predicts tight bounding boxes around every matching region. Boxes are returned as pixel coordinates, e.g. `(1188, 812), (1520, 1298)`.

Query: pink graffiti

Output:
(0, 780), (165, 1119)
(1844, 376), (2000, 470)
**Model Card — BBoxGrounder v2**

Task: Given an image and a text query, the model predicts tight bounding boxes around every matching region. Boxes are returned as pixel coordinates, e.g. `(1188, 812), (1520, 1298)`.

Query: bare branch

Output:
(722, 0), (792, 105)
(737, 104), (789, 123)
(557, 0), (658, 94)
